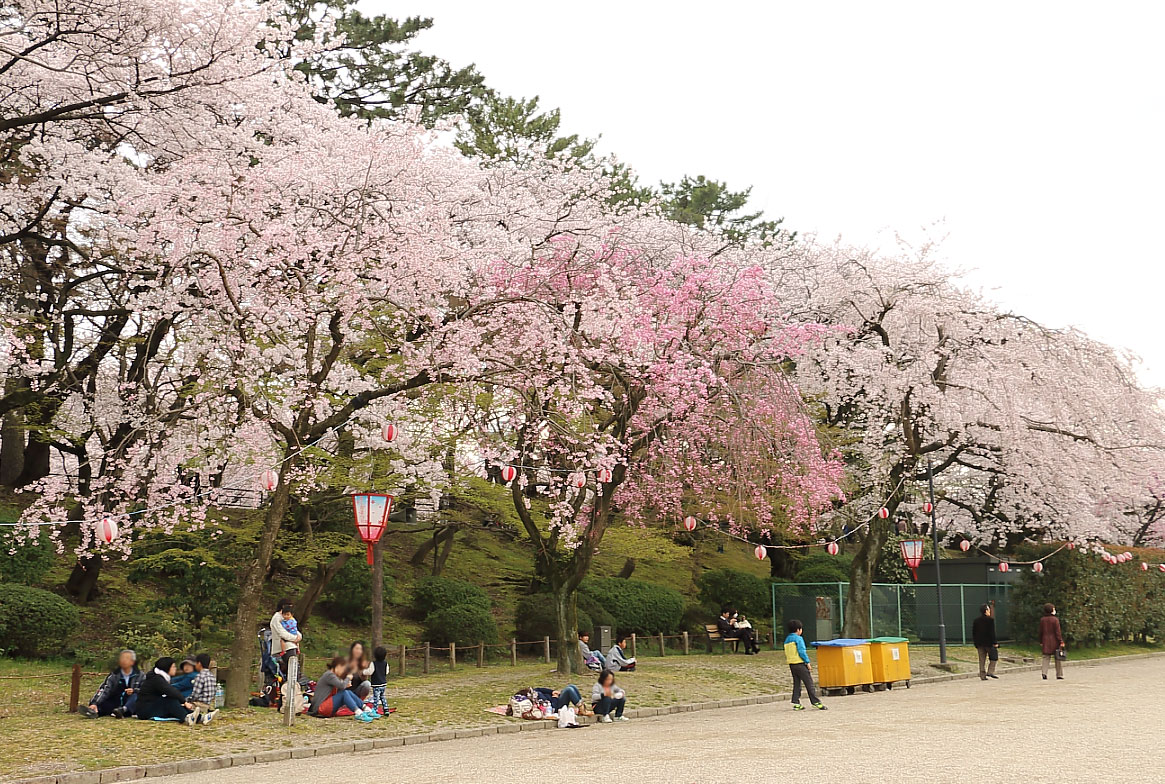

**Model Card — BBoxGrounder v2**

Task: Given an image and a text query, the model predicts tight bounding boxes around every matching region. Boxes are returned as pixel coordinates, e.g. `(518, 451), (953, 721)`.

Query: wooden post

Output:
(477, 642), (485, 668)
(543, 636), (551, 664)
(450, 642), (456, 670)
(423, 642), (430, 674)
(68, 663), (81, 713)
(283, 653), (298, 727)
(630, 633), (637, 658)
(658, 633), (665, 657)
(682, 631), (690, 655)
(510, 638), (518, 666)
(398, 643), (406, 677)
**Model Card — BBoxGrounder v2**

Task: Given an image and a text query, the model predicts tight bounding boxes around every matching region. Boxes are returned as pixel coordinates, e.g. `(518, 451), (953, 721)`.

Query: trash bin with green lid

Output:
(811, 639), (873, 691)
(868, 636), (911, 688)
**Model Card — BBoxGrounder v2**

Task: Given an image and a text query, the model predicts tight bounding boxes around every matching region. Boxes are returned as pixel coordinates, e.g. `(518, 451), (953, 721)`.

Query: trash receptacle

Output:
(811, 638), (873, 693)
(868, 637), (911, 689)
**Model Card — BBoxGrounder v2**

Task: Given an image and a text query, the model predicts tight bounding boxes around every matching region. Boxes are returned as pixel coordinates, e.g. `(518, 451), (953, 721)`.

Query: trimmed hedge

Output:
(411, 576), (490, 618)
(579, 578), (684, 635)
(0, 583), (79, 657)
(696, 568), (770, 619)
(1011, 547), (1165, 646)
(424, 604), (499, 647)
(514, 593), (593, 642)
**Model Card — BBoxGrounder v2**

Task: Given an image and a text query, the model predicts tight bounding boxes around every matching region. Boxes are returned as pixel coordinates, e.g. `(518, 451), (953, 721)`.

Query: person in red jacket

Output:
(1039, 603), (1065, 680)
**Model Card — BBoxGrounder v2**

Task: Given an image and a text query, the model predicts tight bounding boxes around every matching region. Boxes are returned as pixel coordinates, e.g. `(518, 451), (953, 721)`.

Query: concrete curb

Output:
(18, 650), (1164, 784)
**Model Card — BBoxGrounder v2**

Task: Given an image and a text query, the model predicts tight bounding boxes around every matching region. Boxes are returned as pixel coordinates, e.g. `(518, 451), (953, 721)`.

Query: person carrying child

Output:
(270, 600), (302, 676)
(370, 646), (389, 716)
(783, 619), (827, 711)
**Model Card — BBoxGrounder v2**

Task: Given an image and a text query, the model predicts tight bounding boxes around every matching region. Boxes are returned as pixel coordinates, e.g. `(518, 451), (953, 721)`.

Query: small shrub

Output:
(514, 593), (593, 642)
(0, 583), (79, 657)
(579, 578), (684, 635)
(696, 568), (770, 618)
(576, 591), (615, 629)
(320, 558), (397, 625)
(424, 604), (499, 647)
(411, 576), (490, 618)
(129, 548), (238, 631)
(0, 530), (55, 585)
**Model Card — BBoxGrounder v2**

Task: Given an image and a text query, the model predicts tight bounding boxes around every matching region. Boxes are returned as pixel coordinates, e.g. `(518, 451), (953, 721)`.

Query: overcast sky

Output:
(372, 0), (1165, 387)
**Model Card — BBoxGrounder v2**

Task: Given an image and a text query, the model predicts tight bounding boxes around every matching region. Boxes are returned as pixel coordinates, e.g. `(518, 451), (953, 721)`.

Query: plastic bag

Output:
(557, 705), (577, 728)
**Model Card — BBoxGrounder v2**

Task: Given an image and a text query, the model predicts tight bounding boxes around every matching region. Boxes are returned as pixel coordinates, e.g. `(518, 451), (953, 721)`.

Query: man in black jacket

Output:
(80, 650), (142, 718)
(972, 603), (999, 680)
(134, 657), (197, 723)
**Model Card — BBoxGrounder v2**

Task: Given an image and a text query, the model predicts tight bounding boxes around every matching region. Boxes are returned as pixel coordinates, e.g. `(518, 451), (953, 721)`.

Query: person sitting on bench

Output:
(717, 608), (759, 654)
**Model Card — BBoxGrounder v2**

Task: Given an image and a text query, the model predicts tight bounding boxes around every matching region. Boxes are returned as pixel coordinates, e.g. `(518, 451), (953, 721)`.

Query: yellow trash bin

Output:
(811, 639), (874, 691)
(869, 636), (911, 688)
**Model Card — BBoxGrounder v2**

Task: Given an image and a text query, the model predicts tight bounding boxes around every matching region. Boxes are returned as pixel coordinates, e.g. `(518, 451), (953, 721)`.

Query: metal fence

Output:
(771, 582), (1014, 646)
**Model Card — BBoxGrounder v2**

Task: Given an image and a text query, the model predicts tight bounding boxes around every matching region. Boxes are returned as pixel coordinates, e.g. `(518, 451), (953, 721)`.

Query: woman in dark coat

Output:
(134, 657), (195, 723)
(972, 604), (999, 680)
(1039, 603), (1065, 680)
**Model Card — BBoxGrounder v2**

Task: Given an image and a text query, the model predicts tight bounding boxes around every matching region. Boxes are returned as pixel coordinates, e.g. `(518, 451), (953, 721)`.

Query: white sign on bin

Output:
(891, 647), (901, 661)
(852, 649), (863, 664)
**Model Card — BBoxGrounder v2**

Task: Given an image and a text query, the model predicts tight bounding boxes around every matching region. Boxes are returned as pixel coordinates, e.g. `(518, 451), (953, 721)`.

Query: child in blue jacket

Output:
(783, 620), (827, 711)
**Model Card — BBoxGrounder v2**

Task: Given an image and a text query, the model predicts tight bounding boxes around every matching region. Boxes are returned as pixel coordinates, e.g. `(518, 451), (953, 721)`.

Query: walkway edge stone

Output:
(22, 650), (1164, 784)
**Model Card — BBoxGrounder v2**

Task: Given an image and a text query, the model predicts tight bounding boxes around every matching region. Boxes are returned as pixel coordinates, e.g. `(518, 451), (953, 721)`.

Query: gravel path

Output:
(155, 656), (1164, 784)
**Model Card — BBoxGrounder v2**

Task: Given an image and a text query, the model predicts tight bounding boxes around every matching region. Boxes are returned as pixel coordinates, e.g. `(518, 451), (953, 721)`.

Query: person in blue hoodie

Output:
(783, 620), (827, 711)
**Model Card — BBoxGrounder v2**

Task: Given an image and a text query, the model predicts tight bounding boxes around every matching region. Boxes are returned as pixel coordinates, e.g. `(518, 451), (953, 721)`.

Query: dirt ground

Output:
(153, 655), (1165, 784)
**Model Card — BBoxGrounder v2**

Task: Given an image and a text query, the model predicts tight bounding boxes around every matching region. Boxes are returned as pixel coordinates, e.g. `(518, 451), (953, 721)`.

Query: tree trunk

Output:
(552, 581), (585, 675)
(843, 511), (895, 637)
(17, 426), (51, 486)
(370, 537), (384, 649)
(225, 471), (292, 708)
(432, 527), (456, 576)
(65, 555), (102, 603)
(768, 544), (797, 581)
(0, 379), (26, 486)
(616, 557), (635, 579)
(294, 552), (350, 627)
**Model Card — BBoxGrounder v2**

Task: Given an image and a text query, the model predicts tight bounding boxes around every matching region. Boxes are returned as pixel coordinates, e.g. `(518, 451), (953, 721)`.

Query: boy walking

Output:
(370, 646), (389, 716)
(783, 620), (826, 711)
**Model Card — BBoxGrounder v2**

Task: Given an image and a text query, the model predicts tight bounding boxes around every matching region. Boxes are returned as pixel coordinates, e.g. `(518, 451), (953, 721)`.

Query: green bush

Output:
(579, 578), (684, 635)
(0, 583), (79, 657)
(576, 591), (615, 630)
(129, 548), (238, 631)
(514, 593), (593, 642)
(1010, 547), (1165, 646)
(424, 604), (499, 647)
(0, 531), (55, 585)
(320, 558), (397, 625)
(696, 568), (770, 618)
(411, 576), (490, 618)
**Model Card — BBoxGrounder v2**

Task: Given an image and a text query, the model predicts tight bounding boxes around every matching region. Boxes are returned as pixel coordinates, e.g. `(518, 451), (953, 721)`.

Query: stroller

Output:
(255, 627), (286, 708)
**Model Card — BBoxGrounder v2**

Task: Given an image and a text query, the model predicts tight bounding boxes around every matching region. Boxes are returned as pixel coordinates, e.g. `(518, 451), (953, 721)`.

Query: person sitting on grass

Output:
(135, 657), (210, 724)
(187, 653), (219, 724)
(533, 684), (588, 716)
(170, 657), (198, 699)
(309, 656), (379, 722)
(579, 632), (605, 671)
(590, 670), (628, 723)
(81, 649), (142, 719)
(607, 635), (636, 672)
(783, 619), (826, 711)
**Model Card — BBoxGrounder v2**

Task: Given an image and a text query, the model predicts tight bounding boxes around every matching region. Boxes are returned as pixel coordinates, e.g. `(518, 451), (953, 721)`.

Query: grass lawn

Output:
(0, 643), (1049, 781)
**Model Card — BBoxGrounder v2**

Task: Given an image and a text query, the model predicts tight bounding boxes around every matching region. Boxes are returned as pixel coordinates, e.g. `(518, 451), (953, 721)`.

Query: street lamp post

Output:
(927, 458), (948, 664)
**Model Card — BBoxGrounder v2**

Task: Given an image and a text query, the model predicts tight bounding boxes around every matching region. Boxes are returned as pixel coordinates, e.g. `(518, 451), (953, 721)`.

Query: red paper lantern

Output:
(1032, 561), (1043, 573)
(1159, 564), (1165, 573)
(923, 502), (934, 514)
(682, 515), (698, 532)
(351, 492), (393, 565)
(597, 467), (613, 483)
(1067, 541), (1075, 550)
(381, 423), (396, 443)
(98, 516), (119, 544)
(754, 545), (768, 561)
(826, 542), (840, 556)
(959, 540), (972, 552)
(1142, 562), (1149, 571)
(571, 473), (586, 489)
(877, 507), (890, 519)
(258, 469), (278, 492)
(900, 539), (924, 580)
(998, 562), (1010, 573)
(500, 465), (517, 483)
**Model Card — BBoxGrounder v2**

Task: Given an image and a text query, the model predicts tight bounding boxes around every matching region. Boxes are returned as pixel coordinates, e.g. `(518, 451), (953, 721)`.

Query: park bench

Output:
(704, 624), (744, 653)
